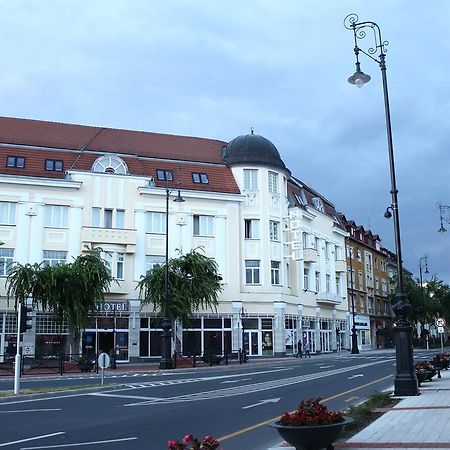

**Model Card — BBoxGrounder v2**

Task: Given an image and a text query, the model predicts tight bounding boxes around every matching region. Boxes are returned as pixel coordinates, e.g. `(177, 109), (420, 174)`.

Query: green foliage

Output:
(137, 248), (223, 324)
(6, 248), (113, 331)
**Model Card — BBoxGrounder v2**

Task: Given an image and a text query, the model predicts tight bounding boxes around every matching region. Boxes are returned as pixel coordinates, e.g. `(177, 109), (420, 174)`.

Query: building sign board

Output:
(98, 302), (129, 312)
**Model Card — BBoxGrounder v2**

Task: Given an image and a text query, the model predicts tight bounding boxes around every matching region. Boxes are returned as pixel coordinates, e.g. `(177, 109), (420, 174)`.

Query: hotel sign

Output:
(98, 301), (129, 312)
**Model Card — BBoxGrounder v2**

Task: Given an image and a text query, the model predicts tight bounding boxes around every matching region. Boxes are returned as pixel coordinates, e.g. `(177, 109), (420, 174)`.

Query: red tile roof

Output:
(0, 117), (240, 194)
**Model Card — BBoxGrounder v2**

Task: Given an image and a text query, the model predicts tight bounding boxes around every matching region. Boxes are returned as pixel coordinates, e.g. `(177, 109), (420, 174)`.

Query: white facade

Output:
(0, 122), (350, 362)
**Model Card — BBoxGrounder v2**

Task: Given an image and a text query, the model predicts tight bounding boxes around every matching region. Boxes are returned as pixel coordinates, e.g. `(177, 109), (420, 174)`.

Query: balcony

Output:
(316, 292), (342, 305)
(335, 259), (346, 272)
(81, 227), (137, 253)
(303, 248), (318, 263)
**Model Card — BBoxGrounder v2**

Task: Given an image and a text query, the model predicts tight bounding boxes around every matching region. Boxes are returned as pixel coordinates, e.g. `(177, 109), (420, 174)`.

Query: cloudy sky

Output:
(1, 1), (450, 283)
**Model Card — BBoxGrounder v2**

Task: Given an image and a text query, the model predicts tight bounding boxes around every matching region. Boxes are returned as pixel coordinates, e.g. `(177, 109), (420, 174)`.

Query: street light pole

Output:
(348, 246), (359, 354)
(345, 14), (419, 395)
(419, 256), (429, 349)
(160, 186), (185, 370)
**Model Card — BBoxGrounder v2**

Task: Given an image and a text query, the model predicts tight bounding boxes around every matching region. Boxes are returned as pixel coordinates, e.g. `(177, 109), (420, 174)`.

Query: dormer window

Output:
(91, 155), (128, 175)
(192, 172), (208, 184)
(312, 197), (324, 212)
(156, 169), (174, 181)
(6, 156), (25, 168)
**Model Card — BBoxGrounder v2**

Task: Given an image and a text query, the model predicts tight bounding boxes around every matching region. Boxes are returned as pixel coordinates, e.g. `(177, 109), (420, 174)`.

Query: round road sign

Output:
(436, 317), (446, 327)
(98, 352), (110, 369)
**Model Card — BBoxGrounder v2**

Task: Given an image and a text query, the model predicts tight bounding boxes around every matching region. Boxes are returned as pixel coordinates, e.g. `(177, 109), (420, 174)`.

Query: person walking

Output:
(304, 340), (311, 358)
(296, 339), (303, 358)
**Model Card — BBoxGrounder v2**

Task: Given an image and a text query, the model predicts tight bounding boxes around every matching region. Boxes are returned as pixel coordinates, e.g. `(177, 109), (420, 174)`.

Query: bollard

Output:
(192, 353), (196, 368)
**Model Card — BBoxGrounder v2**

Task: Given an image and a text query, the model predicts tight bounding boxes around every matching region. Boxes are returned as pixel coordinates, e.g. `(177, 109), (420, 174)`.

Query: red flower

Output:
(278, 397), (344, 426)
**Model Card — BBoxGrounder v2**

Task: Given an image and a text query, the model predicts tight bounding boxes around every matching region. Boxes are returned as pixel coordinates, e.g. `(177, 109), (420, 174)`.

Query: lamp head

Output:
(384, 207), (392, 219)
(438, 223), (447, 233)
(173, 190), (185, 203)
(348, 69), (371, 88)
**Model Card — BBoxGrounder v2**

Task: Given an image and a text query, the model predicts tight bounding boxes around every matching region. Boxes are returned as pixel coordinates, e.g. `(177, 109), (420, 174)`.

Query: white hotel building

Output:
(0, 117), (349, 362)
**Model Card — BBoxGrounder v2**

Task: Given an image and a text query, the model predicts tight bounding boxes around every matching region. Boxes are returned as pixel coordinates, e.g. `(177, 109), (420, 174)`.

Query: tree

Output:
(6, 248), (113, 352)
(137, 248), (223, 325)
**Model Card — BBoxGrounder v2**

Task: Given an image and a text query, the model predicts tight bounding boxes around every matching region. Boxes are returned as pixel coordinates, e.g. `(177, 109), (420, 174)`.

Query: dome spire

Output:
(250, 127), (254, 135)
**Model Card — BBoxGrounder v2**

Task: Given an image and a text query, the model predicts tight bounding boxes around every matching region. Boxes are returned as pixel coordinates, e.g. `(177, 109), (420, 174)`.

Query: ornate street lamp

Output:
(345, 14), (419, 395)
(347, 246), (359, 354)
(160, 184), (185, 370)
(419, 256), (429, 349)
(437, 202), (450, 233)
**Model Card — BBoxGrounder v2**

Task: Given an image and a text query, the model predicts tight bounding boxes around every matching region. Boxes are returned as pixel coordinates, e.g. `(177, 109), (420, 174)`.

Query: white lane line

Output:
(348, 374), (364, 379)
(88, 393), (160, 401)
(0, 408), (61, 414)
(221, 378), (251, 384)
(0, 432), (65, 448)
(319, 365), (334, 369)
(242, 398), (280, 409)
(22, 437), (138, 449)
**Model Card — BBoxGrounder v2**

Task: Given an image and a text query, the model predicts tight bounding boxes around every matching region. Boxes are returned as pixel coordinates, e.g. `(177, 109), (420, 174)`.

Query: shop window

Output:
(150, 331), (162, 356)
(261, 318), (273, 330)
(182, 330), (201, 356)
(140, 318), (149, 328)
(204, 331), (222, 354)
(262, 331), (273, 355)
(204, 319), (222, 328)
(140, 331), (149, 357)
(223, 318), (231, 328)
(243, 318), (258, 329)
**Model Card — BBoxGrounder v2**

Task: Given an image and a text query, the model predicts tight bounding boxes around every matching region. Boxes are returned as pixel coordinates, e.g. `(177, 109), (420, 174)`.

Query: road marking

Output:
(22, 437), (138, 449)
(242, 398), (280, 409)
(216, 373), (394, 443)
(0, 432), (65, 448)
(88, 393), (160, 401)
(222, 378), (251, 384)
(345, 396), (359, 403)
(124, 358), (394, 406)
(319, 365), (334, 369)
(348, 374), (364, 379)
(0, 408), (61, 414)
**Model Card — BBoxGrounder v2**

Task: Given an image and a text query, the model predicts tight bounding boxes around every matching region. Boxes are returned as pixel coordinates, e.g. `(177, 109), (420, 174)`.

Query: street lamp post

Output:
(348, 246), (359, 354)
(437, 202), (450, 233)
(419, 256), (429, 349)
(345, 14), (419, 395)
(239, 306), (247, 364)
(160, 186), (185, 370)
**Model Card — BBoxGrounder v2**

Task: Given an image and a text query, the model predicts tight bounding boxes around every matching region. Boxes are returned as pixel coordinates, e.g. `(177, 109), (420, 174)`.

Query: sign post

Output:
(436, 318), (446, 353)
(98, 352), (110, 386)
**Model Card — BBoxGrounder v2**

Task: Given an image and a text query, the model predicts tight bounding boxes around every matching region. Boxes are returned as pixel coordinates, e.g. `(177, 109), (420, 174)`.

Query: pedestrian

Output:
(304, 340), (311, 358)
(296, 339), (303, 358)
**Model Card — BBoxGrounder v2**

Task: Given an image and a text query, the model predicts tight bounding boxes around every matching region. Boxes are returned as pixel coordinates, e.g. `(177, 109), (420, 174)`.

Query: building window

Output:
(193, 215), (213, 236)
(244, 169), (258, 190)
(0, 248), (14, 276)
(347, 268), (355, 288)
(146, 211), (166, 234)
(271, 261), (281, 285)
(326, 274), (331, 292)
(145, 255), (165, 274)
(268, 171), (279, 193)
(312, 197), (324, 212)
(245, 260), (260, 284)
(244, 219), (260, 239)
(92, 208), (125, 228)
(325, 242), (330, 259)
(302, 232), (308, 249)
(156, 169), (173, 181)
(269, 221), (280, 241)
(304, 268), (309, 290)
(43, 250), (67, 267)
(45, 205), (68, 228)
(91, 155), (128, 174)
(0, 201), (16, 225)
(335, 246), (342, 260)
(192, 173), (209, 184)
(6, 156), (25, 168)
(314, 237), (320, 252)
(45, 159), (64, 172)
(356, 249), (362, 261)
(335, 276), (340, 295)
(315, 271), (320, 292)
(103, 252), (125, 279)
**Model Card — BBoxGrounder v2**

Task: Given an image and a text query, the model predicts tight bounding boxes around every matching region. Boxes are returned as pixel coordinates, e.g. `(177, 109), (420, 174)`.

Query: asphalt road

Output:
(0, 350), (438, 450)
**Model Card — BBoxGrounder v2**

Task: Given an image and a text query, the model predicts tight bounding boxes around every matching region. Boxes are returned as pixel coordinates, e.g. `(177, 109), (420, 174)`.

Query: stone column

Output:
(232, 301), (243, 353)
(128, 300), (141, 362)
(315, 306), (321, 353)
(273, 302), (286, 357)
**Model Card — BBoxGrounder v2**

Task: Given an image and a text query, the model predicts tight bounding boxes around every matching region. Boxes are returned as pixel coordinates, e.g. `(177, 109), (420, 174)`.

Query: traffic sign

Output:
(98, 352), (110, 369)
(438, 326), (445, 334)
(436, 317), (446, 327)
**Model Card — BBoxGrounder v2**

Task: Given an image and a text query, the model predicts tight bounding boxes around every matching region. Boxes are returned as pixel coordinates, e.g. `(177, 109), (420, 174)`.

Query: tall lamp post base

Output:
(394, 324), (419, 396)
(351, 331), (359, 354)
(159, 320), (173, 370)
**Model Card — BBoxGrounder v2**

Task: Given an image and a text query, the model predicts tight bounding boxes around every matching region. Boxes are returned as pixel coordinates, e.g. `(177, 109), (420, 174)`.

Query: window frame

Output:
(44, 205), (69, 228)
(193, 215), (213, 237)
(245, 259), (260, 285)
(192, 172), (209, 184)
(244, 219), (260, 239)
(268, 171), (279, 194)
(271, 261), (281, 285)
(6, 156), (25, 168)
(0, 201), (16, 225)
(146, 211), (167, 234)
(243, 169), (258, 190)
(269, 220), (280, 241)
(156, 169), (174, 181)
(0, 248), (14, 277)
(45, 159), (64, 172)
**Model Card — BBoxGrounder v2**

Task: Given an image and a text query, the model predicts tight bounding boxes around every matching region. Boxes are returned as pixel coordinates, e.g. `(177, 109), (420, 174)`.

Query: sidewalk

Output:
(269, 366), (450, 450)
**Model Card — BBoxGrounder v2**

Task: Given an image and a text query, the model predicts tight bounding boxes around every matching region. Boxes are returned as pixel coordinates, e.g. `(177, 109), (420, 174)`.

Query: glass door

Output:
(244, 331), (259, 356)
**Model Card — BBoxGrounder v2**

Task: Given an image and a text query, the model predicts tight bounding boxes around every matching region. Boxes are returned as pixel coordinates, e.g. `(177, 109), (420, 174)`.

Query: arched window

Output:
(91, 155), (128, 175)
